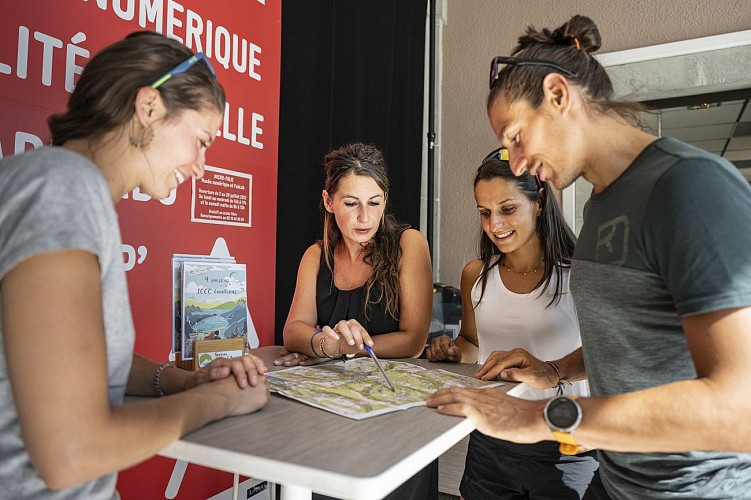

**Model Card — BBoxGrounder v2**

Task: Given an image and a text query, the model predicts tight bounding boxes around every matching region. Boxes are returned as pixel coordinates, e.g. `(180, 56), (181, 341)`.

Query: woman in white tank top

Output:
(426, 148), (605, 500)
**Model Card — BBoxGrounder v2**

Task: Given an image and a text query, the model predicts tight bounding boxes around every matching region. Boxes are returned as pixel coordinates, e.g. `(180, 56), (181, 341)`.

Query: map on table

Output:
(267, 359), (503, 420)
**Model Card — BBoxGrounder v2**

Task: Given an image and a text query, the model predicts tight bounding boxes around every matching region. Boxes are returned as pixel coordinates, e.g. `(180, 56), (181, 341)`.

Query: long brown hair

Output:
(320, 143), (408, 320)
(474, 149), (576, 308)
(49, 31), (225, 146)
(487, 15), (643, 125)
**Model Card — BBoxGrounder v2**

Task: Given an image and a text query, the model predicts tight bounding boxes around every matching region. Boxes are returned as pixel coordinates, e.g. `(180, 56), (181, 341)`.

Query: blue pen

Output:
(364, 344), (396, 392)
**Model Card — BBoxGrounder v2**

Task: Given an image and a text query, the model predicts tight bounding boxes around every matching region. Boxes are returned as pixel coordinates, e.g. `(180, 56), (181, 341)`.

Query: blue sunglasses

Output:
(151, 52), (216, 89)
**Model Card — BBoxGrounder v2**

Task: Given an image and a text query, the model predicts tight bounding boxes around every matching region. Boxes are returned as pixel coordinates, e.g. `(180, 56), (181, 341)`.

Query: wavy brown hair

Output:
(487, 15), (644, 125)
(320, 143), (408, 320)
(474, 150), (576, 308)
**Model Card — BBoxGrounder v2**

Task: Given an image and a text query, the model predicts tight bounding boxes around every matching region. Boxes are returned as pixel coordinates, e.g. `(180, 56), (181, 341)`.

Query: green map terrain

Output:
(268, 359), (502, 420)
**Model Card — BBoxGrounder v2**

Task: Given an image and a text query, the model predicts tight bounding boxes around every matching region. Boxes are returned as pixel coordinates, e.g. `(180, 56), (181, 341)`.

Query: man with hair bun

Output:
(429, 14), (751, 500)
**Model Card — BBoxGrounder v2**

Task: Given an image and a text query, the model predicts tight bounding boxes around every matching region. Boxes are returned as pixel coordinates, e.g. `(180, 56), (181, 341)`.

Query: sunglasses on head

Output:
(488, 55), (575, 89)
(480, 147), (542, 190)
(151, 52), (216, 89)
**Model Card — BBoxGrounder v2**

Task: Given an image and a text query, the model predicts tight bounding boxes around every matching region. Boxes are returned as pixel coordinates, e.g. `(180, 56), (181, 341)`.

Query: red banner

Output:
(0, 1), (280, 497)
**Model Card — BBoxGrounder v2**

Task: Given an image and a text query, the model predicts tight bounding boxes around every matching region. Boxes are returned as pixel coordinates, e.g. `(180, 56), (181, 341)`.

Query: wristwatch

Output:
(543, 395), (583, 455)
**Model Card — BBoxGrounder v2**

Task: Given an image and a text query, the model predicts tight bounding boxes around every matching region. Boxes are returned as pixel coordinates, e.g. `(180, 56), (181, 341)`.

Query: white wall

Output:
(437, 0), (751, 287)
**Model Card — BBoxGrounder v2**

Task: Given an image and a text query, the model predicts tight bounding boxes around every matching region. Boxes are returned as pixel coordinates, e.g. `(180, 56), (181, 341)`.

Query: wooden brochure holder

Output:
(191, 338), (247, 371)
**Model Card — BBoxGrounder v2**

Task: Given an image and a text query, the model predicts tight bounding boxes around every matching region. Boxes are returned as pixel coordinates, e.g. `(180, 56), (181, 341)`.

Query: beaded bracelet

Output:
(545, 360), (571, 396)
(153, 363), (173, 397)
(320, 334), (335, 359)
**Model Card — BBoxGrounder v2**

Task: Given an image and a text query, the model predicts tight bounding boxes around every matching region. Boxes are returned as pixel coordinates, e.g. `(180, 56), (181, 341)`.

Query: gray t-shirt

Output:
(0, 147), (135, 499)
(571, 137), (751, 499)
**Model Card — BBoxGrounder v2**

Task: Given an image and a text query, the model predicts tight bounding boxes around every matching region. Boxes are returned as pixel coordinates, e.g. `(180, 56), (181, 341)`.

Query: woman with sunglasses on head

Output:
(277, 142), (436, 500)
(428, 14), (751, 500)
(426, 149), (605, 499)
(0, 32), (269, 499)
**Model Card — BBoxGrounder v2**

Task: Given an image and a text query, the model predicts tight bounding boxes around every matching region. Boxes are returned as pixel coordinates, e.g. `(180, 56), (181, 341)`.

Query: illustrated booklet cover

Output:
(171, 254), (236, 361)
(267, 359), (504, 420)
(180, 261), (248, 360)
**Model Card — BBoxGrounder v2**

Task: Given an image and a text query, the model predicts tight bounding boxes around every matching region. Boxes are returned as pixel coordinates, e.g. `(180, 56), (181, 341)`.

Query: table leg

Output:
(269, 482), (277, 500)
(280, 484), (312, 500)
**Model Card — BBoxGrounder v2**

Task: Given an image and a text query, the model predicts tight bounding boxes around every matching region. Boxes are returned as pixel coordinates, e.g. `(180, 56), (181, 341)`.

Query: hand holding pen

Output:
(328, 319), (373, 354)
(274, 319), (374, 365)
(315, 319), (373, 359)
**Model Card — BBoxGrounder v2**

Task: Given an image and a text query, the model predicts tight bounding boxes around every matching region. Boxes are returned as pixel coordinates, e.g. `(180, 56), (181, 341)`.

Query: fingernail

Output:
(273, 361), (281, 365)
(348, 339), (355, 345)
(500, 371), (508, 379)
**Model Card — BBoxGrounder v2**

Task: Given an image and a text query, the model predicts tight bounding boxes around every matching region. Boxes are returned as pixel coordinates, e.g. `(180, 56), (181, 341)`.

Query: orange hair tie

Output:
(566, 33), (581, 51)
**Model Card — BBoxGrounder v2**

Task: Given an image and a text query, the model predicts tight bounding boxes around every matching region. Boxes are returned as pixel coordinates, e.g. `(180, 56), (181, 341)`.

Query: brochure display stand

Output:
(171, 252), (253, 370)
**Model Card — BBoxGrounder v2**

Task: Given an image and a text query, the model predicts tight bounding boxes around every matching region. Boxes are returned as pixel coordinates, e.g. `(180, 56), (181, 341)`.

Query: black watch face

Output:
(547, 397), (579, 429)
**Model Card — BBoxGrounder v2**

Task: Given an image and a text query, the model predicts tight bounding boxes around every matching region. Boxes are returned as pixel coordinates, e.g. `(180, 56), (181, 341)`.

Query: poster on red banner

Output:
(193, 165), (253, 226)
(0, 1), (280, 498)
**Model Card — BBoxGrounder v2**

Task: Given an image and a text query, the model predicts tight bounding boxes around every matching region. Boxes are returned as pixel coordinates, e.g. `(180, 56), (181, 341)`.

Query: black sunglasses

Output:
(489, 56), (575, 89)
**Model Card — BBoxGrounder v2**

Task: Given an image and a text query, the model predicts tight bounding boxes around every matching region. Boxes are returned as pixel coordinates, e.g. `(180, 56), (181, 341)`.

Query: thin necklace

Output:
(335, 244), (362, 290)
(502, 258), (544, 276)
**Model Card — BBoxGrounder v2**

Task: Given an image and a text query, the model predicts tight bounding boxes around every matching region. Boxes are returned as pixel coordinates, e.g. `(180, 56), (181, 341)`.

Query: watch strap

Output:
(552, 431), (581, 455)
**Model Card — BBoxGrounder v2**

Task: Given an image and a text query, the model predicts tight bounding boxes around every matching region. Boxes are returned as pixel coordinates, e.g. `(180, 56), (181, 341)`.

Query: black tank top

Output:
(315, 245), (399, 335)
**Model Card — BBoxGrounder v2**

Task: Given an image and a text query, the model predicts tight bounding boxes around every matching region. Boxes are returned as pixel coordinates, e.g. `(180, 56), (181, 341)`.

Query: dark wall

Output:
(275, 1), (427, 344)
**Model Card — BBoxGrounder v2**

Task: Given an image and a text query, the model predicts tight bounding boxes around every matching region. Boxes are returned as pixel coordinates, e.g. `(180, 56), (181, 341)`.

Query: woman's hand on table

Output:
(186, 352), (268, 390)
(426, 334), (462, 362)
(205, 373), (270, 416)
(273, 350), (328, 367)
(475, 348), (557, 389)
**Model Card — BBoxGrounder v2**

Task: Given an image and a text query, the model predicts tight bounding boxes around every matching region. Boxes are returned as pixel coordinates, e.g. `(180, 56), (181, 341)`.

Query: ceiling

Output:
(642, 99), (751, 181)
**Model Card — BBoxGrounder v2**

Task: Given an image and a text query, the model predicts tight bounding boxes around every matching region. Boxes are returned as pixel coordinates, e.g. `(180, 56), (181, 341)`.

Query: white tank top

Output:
(472, 257), (589, 398)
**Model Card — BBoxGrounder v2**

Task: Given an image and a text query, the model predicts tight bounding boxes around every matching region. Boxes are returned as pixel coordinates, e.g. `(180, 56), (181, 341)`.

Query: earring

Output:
(129, 121), (154, 149)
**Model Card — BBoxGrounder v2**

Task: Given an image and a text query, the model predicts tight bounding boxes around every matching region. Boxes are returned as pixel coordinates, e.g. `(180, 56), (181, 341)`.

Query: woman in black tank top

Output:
(278, 142), (432, 364)
(276, 143), (436, 500)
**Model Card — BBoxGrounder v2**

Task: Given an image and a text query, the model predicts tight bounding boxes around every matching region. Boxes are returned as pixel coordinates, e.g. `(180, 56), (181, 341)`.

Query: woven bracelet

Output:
(545, 360), (571, 396)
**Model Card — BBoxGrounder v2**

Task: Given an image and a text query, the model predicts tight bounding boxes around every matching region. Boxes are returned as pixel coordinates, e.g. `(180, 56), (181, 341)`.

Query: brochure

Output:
(180, 261), (247, 360)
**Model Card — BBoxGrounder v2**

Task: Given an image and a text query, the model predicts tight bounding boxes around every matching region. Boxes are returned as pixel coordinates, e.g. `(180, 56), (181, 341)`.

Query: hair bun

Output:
(555, 15), (602, 54)
(514, 15), (602, 56)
